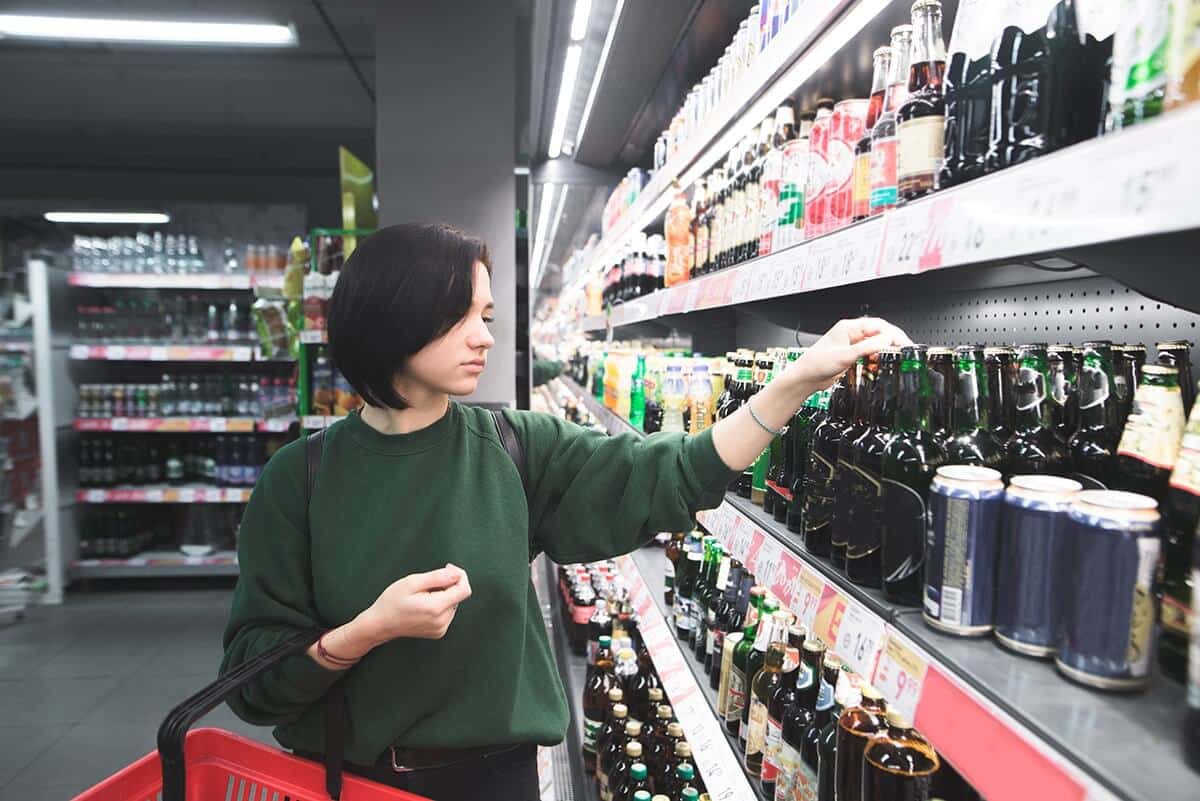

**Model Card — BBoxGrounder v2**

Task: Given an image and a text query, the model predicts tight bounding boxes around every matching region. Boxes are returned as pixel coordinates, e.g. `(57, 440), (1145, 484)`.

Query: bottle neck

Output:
(910, 6), (945, 68)
(952, 360), (990, 433)
(895, 361), (932, 433)
(1013, 356), (1053, 432)
(1077, 351), (1120, 430)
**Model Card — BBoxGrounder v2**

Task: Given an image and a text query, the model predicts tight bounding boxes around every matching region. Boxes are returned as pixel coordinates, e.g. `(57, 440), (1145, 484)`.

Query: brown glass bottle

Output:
(943, 346), (1004, 472)
(897, 0), (947, 201)
(583, 635), (618, 773)
(690, 179), (708, 281)
(600, 720), (643, 801)
(1067, 342), (1121, 490)
(1048, 343), (1080, 447)
(1114, 343), (1147, 426)
(847, 349), (900, 588)
(862, 710), (940, 801)
(832, 358), (873, 570)
(1005, 343), (1068, 478)
(653, 722), (685, 794)
(646, 704), (675, 785)
(613, 761), (652, 801)
(739, 606), (786, 753)
(594, 694), (627, 778)
(746, 636), (789, 778)
(670, 743), (704, 799)
(804, 371), (854, 557)
(927, 347), (955, 445)
(854, 46), (892, 222)
(835, 685), (888, 801)
(664, 532), (685, 607)
(984, 347), (1016, 446)
(762, 644), (801, 797)
(608, 740), (645, 801)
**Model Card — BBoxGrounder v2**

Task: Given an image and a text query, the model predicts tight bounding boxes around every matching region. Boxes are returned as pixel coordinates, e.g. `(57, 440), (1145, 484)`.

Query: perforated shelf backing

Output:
(875, 275), (1200, 359)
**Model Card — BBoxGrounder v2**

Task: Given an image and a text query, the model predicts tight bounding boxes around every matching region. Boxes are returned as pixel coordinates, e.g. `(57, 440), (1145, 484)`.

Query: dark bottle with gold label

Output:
(835, 685), (888, 801)
(1116, 365), (1186, 501)
(862, 710), (940, 801)
(804, 371), (854, 557)
(847, 349), (900, 587)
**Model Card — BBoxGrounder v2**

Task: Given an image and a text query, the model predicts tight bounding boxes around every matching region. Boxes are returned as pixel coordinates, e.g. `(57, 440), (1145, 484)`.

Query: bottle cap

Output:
(860, 684), (885, 702)
(627, 741), (644, 757)
(613, 704), (628, 718)
(648, 687), (664, 701)
(652, 796), (670, 801)
(598, 635), (612, 647)
(803, 638), (827, 655)
(675, 741), (692, 758)
(608, 688), (624, 702)
(631, 764), (649, 781)
(657, 704), (673, 719)
(886, 709), (911, 728)
(667, 722), (684, 737)
(619, 648), (637, 660)
(676, 763), (695, 780)
(682, 791), (700, 801)
(625, 720), (643, 736)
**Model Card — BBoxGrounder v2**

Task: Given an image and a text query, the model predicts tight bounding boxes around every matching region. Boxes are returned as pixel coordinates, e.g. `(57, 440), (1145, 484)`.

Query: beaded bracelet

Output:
(747, 397), (785, 436)
(317, 633), (360, 668)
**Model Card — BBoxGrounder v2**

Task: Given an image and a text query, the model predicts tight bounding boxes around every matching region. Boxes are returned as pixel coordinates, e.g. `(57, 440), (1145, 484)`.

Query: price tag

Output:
(792, 568), (825, 631)
(805, 238), (839, 289)
(107, 345), (126, 360)
(682, 282), (701, 313)
(875, 206), (925, 277)
(85, 489), (107, 503)
(209, 418), (227, 433)
(742, 531), (767, 574)
(917, 196), (957, 271)
(127, 557), (148, 567)
(840, 220), (886, 285)
(730, 266), (753, 303)
(149, 346), (168, 361)
(178, 488), (197, 503)
(754, 539), (783, 594)
(871, 631), (928, 723)
(111, 418), (129, 431)
(835, 601), (887, 679)
(232, 347), (253, 362)
(69, 345), (88, 359)
(146, 489), (164, 503)
(813, 584), (847, 648)
(769, 552), (804, 609)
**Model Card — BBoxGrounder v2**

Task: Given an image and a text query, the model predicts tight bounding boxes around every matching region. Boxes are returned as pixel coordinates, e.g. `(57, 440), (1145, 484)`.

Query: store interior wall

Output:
(375, 1), (518, 407)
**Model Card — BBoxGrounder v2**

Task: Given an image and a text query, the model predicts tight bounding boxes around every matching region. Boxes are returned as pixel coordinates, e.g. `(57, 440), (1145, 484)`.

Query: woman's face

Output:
(402, 261), (495, 397)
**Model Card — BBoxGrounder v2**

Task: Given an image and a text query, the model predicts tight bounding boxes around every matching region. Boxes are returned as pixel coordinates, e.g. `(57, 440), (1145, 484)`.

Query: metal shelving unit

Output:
(71, 550), (238, 579)
(555, 377), (1197, 801)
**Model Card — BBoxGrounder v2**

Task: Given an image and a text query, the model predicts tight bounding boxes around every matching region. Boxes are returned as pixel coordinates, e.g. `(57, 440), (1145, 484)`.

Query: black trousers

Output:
(300, 745), (540, 801)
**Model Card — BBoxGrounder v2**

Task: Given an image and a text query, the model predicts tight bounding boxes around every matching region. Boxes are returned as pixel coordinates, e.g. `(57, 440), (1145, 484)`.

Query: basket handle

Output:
(157, 629), (321, 801)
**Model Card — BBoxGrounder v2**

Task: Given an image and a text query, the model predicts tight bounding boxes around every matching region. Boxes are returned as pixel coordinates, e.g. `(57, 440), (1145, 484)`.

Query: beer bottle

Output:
(1048, 344), (1078, 447)
(689, 538), (716, 651)
(797, 657), (837, 801)
(690, 179), (708, 282)
(727, 588), (769, 737)
(702, 170), (724, 275)
(600, 720), (643, 800)
(943, 346), (1004, 471)
(1005, 343), (1068, 478)
(697, 549), (730, 663)
(748, 353), (774, 501)
(854, 46), (892, 222)
(1068, 342), (1122, 490)
(716, 576), (752, 709)
(721, 365), (756, 495)
(692, 542), (722, 655)
(1116, 365), (1187, 500)
(870, 25), (913, 216)
(940, 1), (1001, 187)
(818, 661), (857, 801)
(835, 684), (888, 801)
(1184, 527), (1200, 773)
(881, 345), (947, 606)
(897, 0), (947, 201)
(787, 390), (827, 533)
(1160, 396), (1200, 682)
(674, 549), (702, 641)
(804, 369), (853, 558)
(595, 701), (629, 783)
(847, 349), (900, 588)
(926, 347), (956, 445)
(1156, 340), (1195, 416)
(740, 606), (786, 753)
(748, 122), (773, 261)
(614, 762), (651, 801)
(614, 648), (639, 701)
(653, 722), (685, 794)
(832, 358), (872, 570)
(671, 761), (699, 801)
(646, 704), (675, 784)
(1113, 343), (1147, 426)
(708, 559), (745, 680)
(664, 531), (686, 607)
(773, 639), (825, 800)
(583, 635), (618, 773)
(861, 710), (940, 801)
(773, 348), (806, 522)
(984, 347), (1016, 446)
(756, 378), (784, 509)
(609, 740), (646, 801)
(762, 644), (802, 797)
(746, 614), (791, 777)
(674, 742), (705, 796)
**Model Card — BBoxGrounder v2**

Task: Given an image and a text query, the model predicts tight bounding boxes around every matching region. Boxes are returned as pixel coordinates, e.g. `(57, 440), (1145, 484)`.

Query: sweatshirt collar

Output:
(344, 402), (457, 455)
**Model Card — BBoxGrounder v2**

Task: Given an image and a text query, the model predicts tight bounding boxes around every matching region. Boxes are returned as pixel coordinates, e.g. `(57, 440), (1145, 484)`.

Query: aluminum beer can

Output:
(826, 98), (869, 232)
(924, 465), (1005, 636)
(994, 475), (1082, 658)
(1055, 490), (1161, 691)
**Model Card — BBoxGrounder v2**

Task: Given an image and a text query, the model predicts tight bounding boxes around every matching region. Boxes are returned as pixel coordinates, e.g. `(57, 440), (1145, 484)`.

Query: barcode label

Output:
(941, 587), (963, 626)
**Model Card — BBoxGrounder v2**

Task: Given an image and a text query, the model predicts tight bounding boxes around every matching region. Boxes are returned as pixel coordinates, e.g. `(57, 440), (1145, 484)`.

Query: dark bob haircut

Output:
(327, 222), (491, 409)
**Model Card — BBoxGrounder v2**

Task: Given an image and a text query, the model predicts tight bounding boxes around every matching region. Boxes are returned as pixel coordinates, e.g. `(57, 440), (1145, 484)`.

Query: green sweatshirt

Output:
(221, 402), (733, 765)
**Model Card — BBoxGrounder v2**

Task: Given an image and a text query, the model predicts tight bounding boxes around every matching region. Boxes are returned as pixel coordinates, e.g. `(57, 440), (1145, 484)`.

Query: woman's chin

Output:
(447, 376), (481, 397)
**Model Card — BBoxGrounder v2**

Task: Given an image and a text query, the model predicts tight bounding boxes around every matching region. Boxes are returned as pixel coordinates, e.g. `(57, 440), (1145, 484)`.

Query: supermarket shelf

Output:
(71, 550), (238, 579)
(301, 415), (343, 430)
(74, 417), (294, 433)
(75, 486), (253, 504)
(0, 341), (32, 354)
(69, 344), (255, 362)
(581, 103), (1200, 334)
(627, 547), (769, 801)
(557, 374), (1195, 801)
(8, 509), (43, 551)
(557, 377), (641, 438)
(299, 330), (327, 344)
(68, 272), (285, 290)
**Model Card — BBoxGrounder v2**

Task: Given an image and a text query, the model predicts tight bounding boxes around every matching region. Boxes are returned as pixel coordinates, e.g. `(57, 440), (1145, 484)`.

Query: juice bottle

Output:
(662, 363), (688, 434)
(665, 182), (694, 287)
(689, 362), (715, 434)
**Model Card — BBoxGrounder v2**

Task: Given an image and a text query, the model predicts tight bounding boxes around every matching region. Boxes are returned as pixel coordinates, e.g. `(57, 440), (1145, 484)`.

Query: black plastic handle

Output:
(157, 629), (321, 801)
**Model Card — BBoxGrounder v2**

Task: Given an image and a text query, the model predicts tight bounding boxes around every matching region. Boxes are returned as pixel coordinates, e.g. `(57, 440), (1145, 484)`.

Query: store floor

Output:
(0, 588), (273, 799)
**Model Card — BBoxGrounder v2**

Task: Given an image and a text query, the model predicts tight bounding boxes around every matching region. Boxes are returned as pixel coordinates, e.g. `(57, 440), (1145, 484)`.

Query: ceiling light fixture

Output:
(529, 183), (558, 277)
(536, 185), (570, 286)
(574, 0), (624, 148)
(44, 211), (171, 225)
(569, 0), (592, 41)
(513, 166), (531, 175)
(547, 43), (582, 158)
(0, 14), (297, 46)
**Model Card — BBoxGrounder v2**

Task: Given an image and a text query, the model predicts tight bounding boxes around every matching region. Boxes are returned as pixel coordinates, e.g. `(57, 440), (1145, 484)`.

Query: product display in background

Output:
(70, 233), (288, 278)
(76, 504), (246, 559)
(77, 373), (295, 420)
(77, 434), (287, 490)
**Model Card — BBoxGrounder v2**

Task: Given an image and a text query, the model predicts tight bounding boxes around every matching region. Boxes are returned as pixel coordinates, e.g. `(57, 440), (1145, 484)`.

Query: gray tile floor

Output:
(0, 589), (276, 800)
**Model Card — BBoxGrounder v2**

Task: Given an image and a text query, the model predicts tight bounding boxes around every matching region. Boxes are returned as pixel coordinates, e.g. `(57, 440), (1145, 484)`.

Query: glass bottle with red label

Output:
(897, 0), (947, 202)
(870, 24), (913, 216)
(853, 46), (892, 223)
(826, 98), (869, 233)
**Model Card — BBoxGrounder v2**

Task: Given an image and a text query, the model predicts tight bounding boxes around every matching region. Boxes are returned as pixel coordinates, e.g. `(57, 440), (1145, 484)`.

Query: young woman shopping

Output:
(221, 223), (910, 800)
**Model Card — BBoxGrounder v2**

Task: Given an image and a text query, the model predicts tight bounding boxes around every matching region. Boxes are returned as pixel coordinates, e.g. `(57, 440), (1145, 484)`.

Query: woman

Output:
(221, 223), (909, 800)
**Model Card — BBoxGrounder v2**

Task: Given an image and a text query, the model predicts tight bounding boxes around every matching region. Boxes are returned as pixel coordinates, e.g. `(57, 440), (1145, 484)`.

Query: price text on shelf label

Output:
(871, 631), (928, 723)
(834, 601), (887, 679)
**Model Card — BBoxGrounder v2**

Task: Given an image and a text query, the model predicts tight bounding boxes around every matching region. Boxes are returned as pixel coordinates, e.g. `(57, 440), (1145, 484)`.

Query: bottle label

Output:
(1127, 535), (1160, 677)
(696, 225), (709, 269)
(794, 760), (819, 801)
(852, 150), (872, 219)
(761, 716), (784, 782)
(1169, 413), (1200, 494)
(583, 716), (603, 754)
(726, 668), (748, 724)
(572, 604), (594, 625)
(1162, 593), (1193, 637)
(897, 114), (944, 188)
(747, 697), (769, 757)
(772, 740), (802, 801)
(1117, 384), (1185, 470)
(1189, 565), (1200, 708)
(675, 598), (696, 631)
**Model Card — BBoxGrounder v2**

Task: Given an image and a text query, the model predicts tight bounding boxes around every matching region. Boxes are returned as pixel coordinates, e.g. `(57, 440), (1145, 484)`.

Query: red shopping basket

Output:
(72, 631), (428, 801)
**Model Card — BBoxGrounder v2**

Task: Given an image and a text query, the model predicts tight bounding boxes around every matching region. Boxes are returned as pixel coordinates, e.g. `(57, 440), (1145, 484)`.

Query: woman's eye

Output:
(482, 317), (496, 324)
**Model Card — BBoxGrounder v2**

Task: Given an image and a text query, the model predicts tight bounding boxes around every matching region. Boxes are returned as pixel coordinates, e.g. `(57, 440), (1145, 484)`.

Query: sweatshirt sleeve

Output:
(510, 410), (737, 564)
(219, 439), (341, 726)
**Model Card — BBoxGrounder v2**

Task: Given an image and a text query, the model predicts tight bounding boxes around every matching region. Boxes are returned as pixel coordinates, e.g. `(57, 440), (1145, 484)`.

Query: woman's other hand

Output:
(363, 563), (473, 644)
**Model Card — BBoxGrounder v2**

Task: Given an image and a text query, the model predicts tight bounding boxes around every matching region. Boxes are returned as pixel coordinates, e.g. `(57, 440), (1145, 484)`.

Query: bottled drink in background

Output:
(689, 538), (717, 652)
(804, 99), (836, 238)
(854, 46), (892, 222)
(897, 0), (947, 201)
(787, 391), (826, 533)
(1116, 364), (1186, 500)
(832, 358), (874, 571)
(1068, 341), (1122, 490)
(1185, 528), (1200, 773)
(762, 642), (802, 797)
(595, 699), (629, 781)
(600, 720), (643, 800)
(583, 635), (618, 773)
(861, 710), (940, 801)
(664, 532), (685, 607)
(882, 345), (947, 606)
(772, 348), (805, 520)
(1156, 340), (1195, 416)
(827, 98), (870, 232)
(688, 363), (714, 434)
(777, 111), (815, 248)
(698, 549), (730, 663)
(1048, 343), (1079, 446)
(943, 346), (1004, 471)
(630, 355), (647, 432)
(653, 722), (685, 793)
(817, 662), (857, 801)
(1113, 343), (1147, 425)
(1005, 343), (1068, 477)
(927, 347), (956, 445)
(1109, 0), (1172, 129)
(870, 25), (914, 216)
(835, 685), (888, 801)
(1161, 397), (1200, 683)
(674, 550), (702, 640)
(804, 372), (854, 557)
(761, 102), (797, 255)
(746, 629), (789, 778)
(984, 347), (1016, 446)
(728, 587), (768, 737)
(665, 182), (695, 287)
(941, 0), (1002, 187)
(661, 364), (687, 434)
(740, 606), (785, 754)
(607, 739), (645, 801)
(690, 180), (709, 281)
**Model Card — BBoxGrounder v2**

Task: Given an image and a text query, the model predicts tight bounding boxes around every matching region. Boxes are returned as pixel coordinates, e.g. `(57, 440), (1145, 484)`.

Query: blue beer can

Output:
(994, 475), (1082, 658)
(1055, 490), (1161, 691)
(924, 465), (1006, 636)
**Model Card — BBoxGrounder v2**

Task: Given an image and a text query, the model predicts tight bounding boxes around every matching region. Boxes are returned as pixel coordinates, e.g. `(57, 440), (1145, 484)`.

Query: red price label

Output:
(871, 631), (928, 722)
(742, 531), (767, 573)
(813, 585), (846, 647)
(917, 196), (956, 271)
(792, 568), (825, 630)
(769, 552), (804, 608)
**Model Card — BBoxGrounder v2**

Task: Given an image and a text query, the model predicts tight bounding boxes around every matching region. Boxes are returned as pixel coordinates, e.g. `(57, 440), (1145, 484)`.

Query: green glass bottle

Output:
(726, 587), (767, 736)
(1004, 343), (1068, 478)
(629, 354), (647, 432)
(1067, 341), (1122, 490)
(943, 346), (1004, 471)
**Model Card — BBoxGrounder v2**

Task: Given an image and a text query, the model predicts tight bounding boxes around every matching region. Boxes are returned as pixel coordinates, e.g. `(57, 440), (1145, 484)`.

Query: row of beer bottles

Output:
(664, 546), (980, 801)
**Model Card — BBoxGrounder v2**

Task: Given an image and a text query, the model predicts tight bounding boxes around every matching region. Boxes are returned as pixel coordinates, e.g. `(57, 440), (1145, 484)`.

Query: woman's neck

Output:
(360, 385), (450, 435)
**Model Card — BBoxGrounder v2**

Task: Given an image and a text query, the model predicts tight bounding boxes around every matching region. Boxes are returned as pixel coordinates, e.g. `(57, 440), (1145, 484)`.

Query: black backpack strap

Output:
(491, 408), (528, 499)
(304, 429), (344, 801)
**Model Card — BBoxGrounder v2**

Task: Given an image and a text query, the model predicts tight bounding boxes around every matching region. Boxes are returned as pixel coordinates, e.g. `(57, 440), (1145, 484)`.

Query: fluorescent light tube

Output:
(576, 0), (624, 147)
(0, 14), (297, 47)
(530, 183), (558, 274)
(569, 0), (592, 41)
(547, 44), (582, 158)
(44, 211), (171, 225)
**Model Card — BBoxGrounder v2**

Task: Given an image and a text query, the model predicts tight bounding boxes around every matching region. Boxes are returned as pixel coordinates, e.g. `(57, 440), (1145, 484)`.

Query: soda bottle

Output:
(630, 355), (647, 432)
(661, 363), (687, 434)
(853, 47), (892, 222)
(1109, 0), (1172, 130)
(803, 99), (836, 238)
(897, 0), (947, 201)
(665, 183), (694, 287)
(688, 363), (714, 434)
(870, 26), (914, 214)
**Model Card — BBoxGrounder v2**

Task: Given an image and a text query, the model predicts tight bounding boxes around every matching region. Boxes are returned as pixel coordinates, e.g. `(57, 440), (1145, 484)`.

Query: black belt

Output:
(296, 743), (530, 786)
